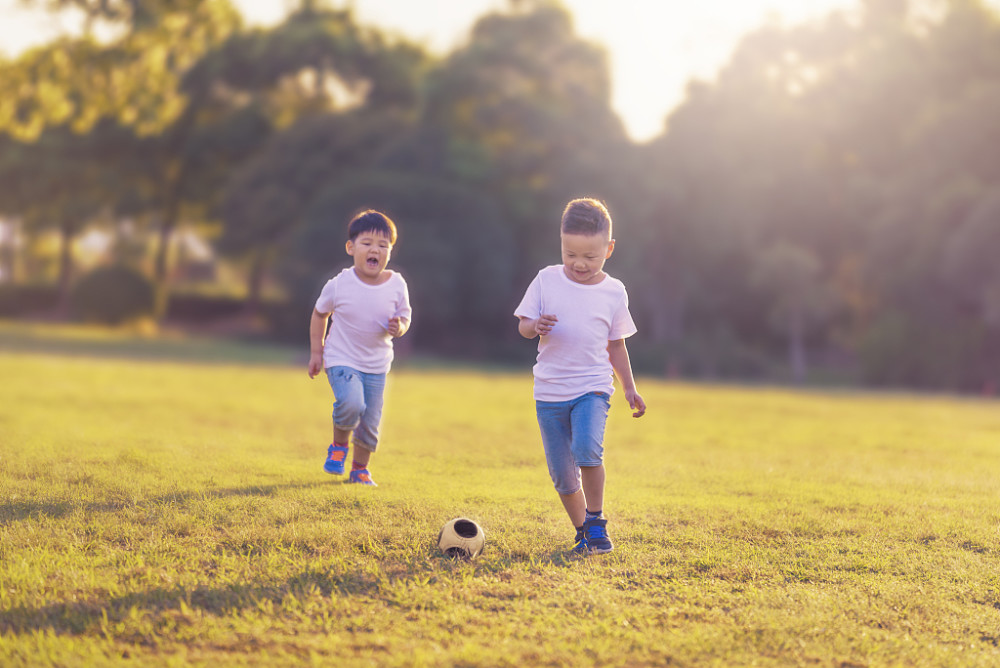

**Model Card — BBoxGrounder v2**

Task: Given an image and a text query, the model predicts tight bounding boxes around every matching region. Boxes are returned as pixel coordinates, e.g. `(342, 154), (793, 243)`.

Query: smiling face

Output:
(560, 232), (615, 285)
(347, 231), (393, 284)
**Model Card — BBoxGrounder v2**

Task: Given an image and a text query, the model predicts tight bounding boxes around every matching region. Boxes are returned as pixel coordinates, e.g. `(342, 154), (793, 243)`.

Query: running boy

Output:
(514, 198), (646, 554)
(308, 210), (412, 487)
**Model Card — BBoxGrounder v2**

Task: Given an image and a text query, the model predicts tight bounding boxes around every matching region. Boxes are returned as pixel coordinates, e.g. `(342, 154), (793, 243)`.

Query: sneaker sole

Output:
(588, 545), (614, 555)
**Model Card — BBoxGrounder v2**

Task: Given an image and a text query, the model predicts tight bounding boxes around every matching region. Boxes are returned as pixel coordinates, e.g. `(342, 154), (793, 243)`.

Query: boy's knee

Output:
(571, 442), (603, 468)
(554, 482), (581, 496)
(335, 396), (366, 426)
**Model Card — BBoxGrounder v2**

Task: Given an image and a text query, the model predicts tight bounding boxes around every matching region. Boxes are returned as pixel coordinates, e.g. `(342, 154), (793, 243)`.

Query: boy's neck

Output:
(561, 266), (608, 285)
(353, 267), (392, 286)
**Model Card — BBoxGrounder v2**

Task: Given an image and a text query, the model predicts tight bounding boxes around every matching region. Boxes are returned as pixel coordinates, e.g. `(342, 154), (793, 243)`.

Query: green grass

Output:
(1, 323), (999, 666)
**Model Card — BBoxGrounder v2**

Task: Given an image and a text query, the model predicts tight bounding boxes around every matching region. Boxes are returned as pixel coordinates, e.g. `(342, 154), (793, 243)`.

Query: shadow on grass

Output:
(0, 499), (75, 524)
(0, 577), (332, 636)
(0, 480), (332, 526)
(0, 549), (583, 637)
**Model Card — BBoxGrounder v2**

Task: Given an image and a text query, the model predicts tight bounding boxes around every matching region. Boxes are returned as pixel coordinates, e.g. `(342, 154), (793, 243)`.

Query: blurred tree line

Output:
(1, 0), (998, 391)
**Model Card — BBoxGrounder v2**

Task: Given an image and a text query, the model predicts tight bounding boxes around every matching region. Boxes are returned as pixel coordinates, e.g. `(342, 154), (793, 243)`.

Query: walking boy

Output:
(515, 198), (646, 554)
(308, 210), (412, 487)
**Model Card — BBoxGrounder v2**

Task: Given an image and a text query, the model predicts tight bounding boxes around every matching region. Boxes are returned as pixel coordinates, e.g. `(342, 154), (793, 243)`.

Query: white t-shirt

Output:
(314, 267), (412, 374)
(514, 265), (637, 401)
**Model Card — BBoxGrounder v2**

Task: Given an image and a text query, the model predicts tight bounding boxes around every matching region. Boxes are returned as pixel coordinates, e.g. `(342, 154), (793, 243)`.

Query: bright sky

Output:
(0, 0), (888, 140)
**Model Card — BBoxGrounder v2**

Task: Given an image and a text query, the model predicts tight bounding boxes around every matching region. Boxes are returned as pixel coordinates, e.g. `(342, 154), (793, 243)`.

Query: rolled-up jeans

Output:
(535, 391), (611, 495)
(325, 365), (386, 451)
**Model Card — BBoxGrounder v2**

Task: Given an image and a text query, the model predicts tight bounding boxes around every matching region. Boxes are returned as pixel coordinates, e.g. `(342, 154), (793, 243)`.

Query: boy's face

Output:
(346, 231), (393, 283)
(560, 232), (615, 285)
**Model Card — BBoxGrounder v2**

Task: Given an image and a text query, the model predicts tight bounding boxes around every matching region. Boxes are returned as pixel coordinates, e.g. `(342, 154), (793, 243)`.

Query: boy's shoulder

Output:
(535, 264), (564, 281)
(329, 267), (353, 283)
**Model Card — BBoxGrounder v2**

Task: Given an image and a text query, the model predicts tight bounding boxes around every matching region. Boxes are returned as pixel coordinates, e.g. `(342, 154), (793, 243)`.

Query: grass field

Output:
(2, 323), (999, 666)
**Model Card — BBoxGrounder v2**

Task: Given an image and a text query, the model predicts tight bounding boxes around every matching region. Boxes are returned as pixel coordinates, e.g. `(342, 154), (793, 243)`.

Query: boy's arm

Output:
(608, 338), (646, 417)
(308, 309), (330, 378)
(389, 280), (413, 338)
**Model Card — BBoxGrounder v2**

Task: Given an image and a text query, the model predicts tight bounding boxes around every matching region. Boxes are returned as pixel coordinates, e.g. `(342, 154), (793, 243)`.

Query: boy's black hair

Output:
(561, 198), (612, 237)
(348, 209), (397, 244)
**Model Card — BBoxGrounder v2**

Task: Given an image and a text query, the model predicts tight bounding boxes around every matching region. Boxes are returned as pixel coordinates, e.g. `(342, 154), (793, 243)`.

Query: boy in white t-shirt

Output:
(514, 198), (646, 554)
(308, 210), (412, 487)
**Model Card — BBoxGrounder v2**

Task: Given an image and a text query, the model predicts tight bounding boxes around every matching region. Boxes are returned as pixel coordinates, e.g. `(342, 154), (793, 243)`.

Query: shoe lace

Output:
(587, 524), (608, 540)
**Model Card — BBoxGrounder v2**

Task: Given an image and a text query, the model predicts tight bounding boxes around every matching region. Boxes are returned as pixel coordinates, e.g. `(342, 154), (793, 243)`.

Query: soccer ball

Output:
(437, 517), (485, 559)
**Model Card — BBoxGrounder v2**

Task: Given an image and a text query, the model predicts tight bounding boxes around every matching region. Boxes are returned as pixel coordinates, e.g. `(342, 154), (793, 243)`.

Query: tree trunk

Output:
(152, 191), (182, 321)
(245, 250), (267, 318)
(0, 219), (16, 282)
(55, 224), (74, 315)
(789, 310), (807, 383)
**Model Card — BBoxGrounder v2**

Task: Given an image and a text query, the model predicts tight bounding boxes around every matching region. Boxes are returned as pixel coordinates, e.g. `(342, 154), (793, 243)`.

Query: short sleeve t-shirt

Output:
(314, 268), (412, 374)
(514, 265), (637, 401)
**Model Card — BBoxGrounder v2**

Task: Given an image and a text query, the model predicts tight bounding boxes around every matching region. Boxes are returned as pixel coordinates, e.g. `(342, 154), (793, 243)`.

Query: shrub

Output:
(70, 265), (154, 325)
(0, 283), (60, 316)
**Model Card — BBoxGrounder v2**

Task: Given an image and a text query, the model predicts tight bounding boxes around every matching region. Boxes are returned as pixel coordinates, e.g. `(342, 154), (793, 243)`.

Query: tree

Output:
(220, 110), (413, 314)
(0, 0), (242, 318)
(0, 123), (127, 308)
(410, 0), (630, 281)
(211, 5), (430, 313)
(750, 242), (833, 382)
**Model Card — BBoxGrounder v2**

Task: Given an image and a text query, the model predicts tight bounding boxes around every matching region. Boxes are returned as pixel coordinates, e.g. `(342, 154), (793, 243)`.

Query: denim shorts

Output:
(535, 391), (611, 495)
(325, 365), (386, 451)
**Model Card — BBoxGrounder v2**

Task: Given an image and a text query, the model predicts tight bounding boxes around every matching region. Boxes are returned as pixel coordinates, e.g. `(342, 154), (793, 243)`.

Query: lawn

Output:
(1, 324), (999, 666)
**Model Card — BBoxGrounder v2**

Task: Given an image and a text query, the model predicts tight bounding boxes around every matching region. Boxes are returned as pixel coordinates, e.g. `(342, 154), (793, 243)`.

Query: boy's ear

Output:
(345, 240), (354, 255)
(605, 239), (616, 258)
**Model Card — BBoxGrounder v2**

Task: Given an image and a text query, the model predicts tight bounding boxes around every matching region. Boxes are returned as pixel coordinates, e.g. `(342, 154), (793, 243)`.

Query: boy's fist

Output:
(307, 353), (323, 379)
(387, 316), (406, 337)
(535, 314), (558, 336)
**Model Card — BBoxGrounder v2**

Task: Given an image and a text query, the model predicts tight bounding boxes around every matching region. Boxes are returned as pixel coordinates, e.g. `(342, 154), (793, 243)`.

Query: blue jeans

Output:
(325, 366), (386, 451)
(535, 392), (611, 495)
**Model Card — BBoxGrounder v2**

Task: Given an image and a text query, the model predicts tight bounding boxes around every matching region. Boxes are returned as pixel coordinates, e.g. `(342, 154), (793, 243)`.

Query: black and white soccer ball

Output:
(437, 517), (485, 559)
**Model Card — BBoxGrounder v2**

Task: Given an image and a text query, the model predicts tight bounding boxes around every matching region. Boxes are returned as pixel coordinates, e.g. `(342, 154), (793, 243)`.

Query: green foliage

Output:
(1, 340), (1000, 665)
(4, 0), (1000, 388)
(70, 264), (155, 324)
(413, 1), (630, 277)
(219, 110), (413, 257)
(857, 310), (988, 388)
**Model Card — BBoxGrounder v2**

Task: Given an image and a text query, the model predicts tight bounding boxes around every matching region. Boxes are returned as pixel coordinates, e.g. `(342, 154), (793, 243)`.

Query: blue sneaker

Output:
(572, 526), (588, 554)
(348, 468), (377, 486)
(583, 517), (613, 554)
(324, 444), (348, 475)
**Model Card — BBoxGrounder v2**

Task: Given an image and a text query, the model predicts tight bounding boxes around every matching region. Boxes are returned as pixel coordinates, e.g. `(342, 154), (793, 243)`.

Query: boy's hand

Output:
(387, 316), (407, 337)
(308, 352), (324, 379)
(535, 314), (558, 336)
(625, 389), (646, 418)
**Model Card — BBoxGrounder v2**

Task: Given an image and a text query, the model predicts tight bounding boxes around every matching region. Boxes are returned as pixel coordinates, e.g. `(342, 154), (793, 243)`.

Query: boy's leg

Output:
(325, 367), (366, 475)
(570, 392), (613, 554)
(558, 489), (587, 529)
(537, 399), (587, 547)
(347, 371), (385, 486)
(580, 465), (605, 516)
(569, 392), (610, 511)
